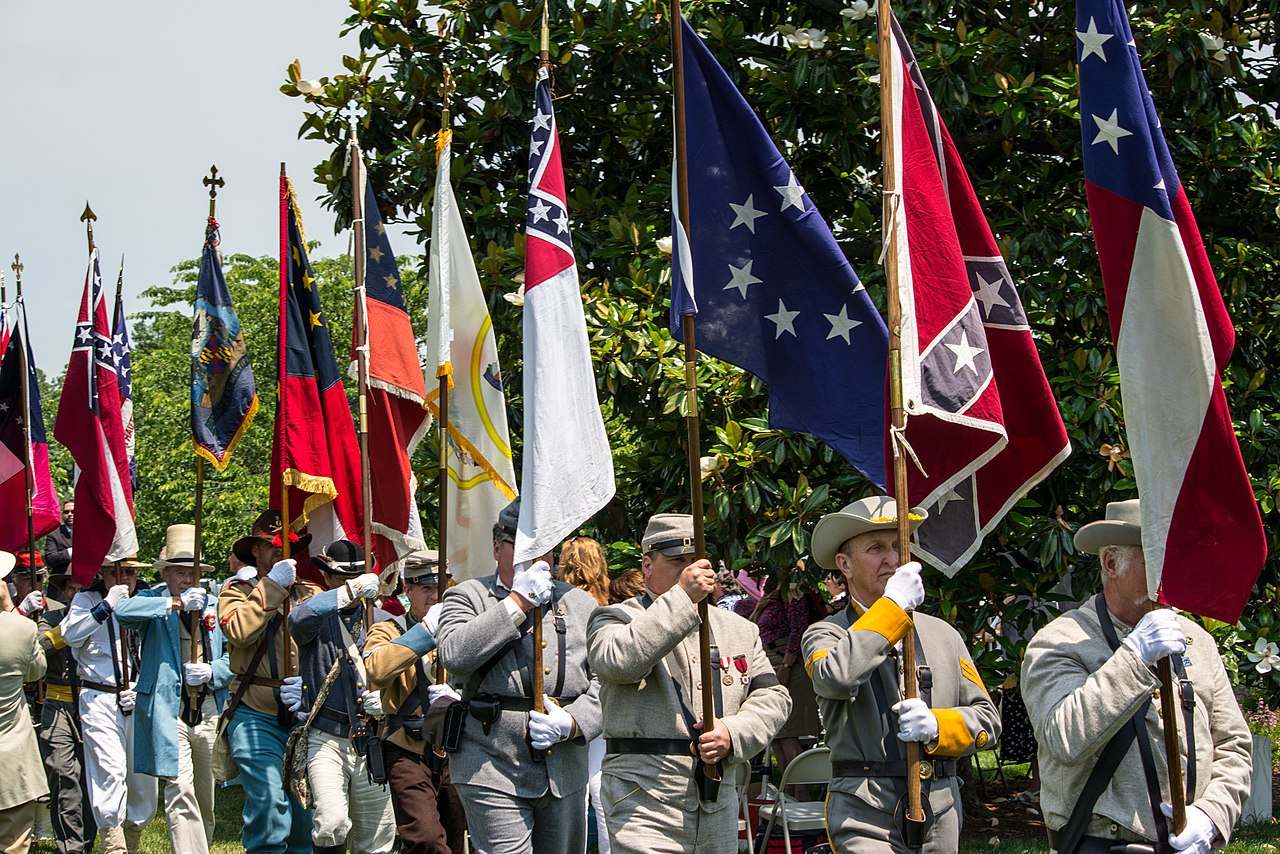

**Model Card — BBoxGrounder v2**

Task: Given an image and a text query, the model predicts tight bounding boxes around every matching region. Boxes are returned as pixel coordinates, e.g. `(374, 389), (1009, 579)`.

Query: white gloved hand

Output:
(180, 587), (207, 611)
(267, 559), (297, 589)
(360, 689), (385, 718)
(280, 675), (304, 713)
(892, 698), (940, 744)
(233, 566), (259, 583)
(105, 584), (130, 609)
(528, 696), (575, 750)
(427, 683), (461, 705)
(1162, 803), (1217, 853)
(883, 561), (925, 612)
(1122, 609), (1186, 667)
(422, 602), (443, 635)
(17, 591), (44, 616)
(349, 573), (381, 600)
(511, 560), (553, 608)
(118, 688), (137, 712)
(183, 662), (213, 686)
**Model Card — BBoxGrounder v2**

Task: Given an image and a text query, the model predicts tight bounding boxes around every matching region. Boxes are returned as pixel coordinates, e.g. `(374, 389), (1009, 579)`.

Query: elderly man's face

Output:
(1102, 545), (1150, 619)
(834, 530), (900, 606)
(103, 565), (138, 595)
(641, 550), (696, 596)
(162, 565), (197, 596)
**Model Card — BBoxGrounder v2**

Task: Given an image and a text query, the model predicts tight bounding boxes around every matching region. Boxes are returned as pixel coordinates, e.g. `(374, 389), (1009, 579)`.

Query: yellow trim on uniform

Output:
(804, 648), (830, 678)
(927, 708), (975, 757)
(959, 657), (990, 697)
(44, 684), (73, 703)
(44, 628), (68, 650)
(851, 598), (911, 646)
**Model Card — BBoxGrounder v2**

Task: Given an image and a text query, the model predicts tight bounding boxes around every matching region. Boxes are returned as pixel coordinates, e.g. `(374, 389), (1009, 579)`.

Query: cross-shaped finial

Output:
(203, 165), (225, 217)
(439, 67), (456, 127)
(80, 203), (97, 253)
(10, 254), (22, 297)
(343, 100), (366, 142)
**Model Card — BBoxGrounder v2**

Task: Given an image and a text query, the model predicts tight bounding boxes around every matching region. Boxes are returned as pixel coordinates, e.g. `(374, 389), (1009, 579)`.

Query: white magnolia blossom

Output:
(841, 1), (877, 21)
(656, 235), (673, 254)
(785, 27), (829, 49)
(296, 79), (324, 95)
(1199, 32), (1228, 61)
(1246, 637), (1280, 674)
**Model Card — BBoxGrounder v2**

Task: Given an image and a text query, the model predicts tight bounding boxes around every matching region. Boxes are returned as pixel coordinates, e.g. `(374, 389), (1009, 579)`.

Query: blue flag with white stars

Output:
(671, 18), (888, 487)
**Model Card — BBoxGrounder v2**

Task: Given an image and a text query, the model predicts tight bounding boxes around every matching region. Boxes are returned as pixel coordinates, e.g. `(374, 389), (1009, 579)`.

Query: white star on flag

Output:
(724, 260), (762, 298)
(935, 485), (964, 513)
(1076, 17), (1113, 62)
(553, 210), (569, 233)
(532, 111), (552, 131)
(945, 330), (983, 374)
(765, 300), (800, 339)
(729, 195), (767, 233)
(530, 139), (544, 157)
(1155, 178), (1167, 192)
(1092, 108), (1133, 154)
(530, 199), (552, 222)
(972, 273), (1010, 318)
(774, 174), (806, 211)
(77, 326), (93, 344)
(823, 305), (862, 343)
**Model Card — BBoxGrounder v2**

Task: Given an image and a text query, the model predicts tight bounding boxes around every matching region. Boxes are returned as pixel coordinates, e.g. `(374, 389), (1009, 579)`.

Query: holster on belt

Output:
(466, 694), (501, 735)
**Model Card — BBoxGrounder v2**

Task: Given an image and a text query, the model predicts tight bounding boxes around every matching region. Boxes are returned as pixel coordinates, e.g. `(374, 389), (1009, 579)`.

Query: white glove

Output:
(17, 591), (44, 616)
(427, 683), (461, 705)
(183, 662), (213, 686)
(360, 689), (385, 718)
(105, 584), (130, 609)
(883, 561), (924, 612)
(511, 560), (553, 607)
(422, 602), (443, 635)
(280, 675), (304, 712)
(233, 566), (259, 583)
(267, 559), (297, 589)
(1162, 803), (1217, 853)
(528, 696), (575, 750)
(892, 698), (939, 744)
(349, 573), (381, 600)
(180, 587), (207, 611)
(118, 688), (137, 712)
(1122, 609), (1186, 667)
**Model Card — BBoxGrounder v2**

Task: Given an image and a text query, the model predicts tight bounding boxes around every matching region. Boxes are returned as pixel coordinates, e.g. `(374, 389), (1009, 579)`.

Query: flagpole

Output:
(12, 256), (36, 598)
(435, 68), (457, 687)
(1157, 618), (1187, 831)
(878, 0), (926, 840)
(348, 116), (377, 634)
(670, 0), (721, 799)
(279, 163), (294, 679)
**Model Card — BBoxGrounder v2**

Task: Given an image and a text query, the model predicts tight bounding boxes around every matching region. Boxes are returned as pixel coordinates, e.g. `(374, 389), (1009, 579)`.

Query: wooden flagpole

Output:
(669, 0), (720, 799)
(435, 66), (457, 688)
(279, 163), (294, 678)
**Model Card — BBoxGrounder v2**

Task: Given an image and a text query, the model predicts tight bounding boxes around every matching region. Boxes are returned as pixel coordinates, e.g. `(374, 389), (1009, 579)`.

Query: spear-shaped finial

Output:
(540, 0), (551, 68)
(81, 203), (97, 253)
(203, 165), (225, 218)
(439, 66), (456, 129)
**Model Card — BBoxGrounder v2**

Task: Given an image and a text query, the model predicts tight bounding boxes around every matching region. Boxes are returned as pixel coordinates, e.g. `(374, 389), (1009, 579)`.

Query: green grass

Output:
(958, 823), (1280, 854)
(34, 784), (248, 854)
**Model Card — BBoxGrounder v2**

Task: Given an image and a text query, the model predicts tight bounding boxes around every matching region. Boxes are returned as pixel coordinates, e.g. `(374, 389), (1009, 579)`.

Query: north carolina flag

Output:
(352, 155), (429, 570)
(885, 17), (1070, 573)
(54, 250), (137, 586)
(1078, 0), (1265, 622)
(273, 175), (363, 572)
(424, 130), (518, 580)
(514, 67), (615, 563)
(0, 303), (61, 550)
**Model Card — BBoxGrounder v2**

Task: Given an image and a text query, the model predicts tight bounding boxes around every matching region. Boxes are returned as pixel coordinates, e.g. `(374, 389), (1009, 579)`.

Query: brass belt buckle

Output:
(916, 760), (934, 781)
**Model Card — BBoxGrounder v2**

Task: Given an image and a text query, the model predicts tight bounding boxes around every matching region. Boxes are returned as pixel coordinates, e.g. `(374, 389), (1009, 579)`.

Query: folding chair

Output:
(734, 760), (756, 854)
(755, 746), (832, 852)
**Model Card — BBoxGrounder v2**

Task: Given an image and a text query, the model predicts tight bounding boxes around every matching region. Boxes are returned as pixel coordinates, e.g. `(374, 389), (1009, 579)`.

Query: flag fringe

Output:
(281, 467), (338, 528)
(425, 396), (517, 501)
(194, 393), (260, 472)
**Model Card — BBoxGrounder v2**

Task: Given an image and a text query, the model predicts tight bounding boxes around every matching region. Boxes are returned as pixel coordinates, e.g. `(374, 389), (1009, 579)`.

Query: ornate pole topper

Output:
(80, 203), (97, 253)
(203, 164), (225, 219)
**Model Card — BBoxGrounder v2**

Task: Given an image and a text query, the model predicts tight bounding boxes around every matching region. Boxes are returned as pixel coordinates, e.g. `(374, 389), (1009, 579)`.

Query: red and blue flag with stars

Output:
(111, 275), (136, 489)
(54, 250), (137, 586)
(1078, 0), (1264, 622)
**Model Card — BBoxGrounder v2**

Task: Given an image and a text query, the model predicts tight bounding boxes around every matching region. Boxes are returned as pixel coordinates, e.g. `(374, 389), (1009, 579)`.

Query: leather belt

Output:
(1046, 827), (1158, 854)
(318, 707), (352, 726)
(491, 695), (535, 713)
(81, 680), (122, 694)
(606, 737), (697, 756)
(832, 759), (957, 779)
(237, 676), (285, 689)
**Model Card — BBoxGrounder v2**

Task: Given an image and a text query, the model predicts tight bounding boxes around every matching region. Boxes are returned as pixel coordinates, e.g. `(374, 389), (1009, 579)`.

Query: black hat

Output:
(312, 540), (368, 577)
(494, 498), (520, 542)
(231, 509), (313, 567)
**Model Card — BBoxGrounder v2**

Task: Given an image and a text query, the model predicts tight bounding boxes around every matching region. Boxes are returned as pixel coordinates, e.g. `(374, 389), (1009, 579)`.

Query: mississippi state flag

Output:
(513, 67), (615, 564)
(1078, 0), (1265, 623)
(886, 17), (1069, 574)
(0, 304), (61, 550)
(352, 155), (429, 569)
(54, 250), (137, 586)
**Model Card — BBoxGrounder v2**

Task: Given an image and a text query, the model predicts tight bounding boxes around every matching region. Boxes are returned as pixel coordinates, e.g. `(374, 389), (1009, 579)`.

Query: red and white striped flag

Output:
(513, 67), (615, 563)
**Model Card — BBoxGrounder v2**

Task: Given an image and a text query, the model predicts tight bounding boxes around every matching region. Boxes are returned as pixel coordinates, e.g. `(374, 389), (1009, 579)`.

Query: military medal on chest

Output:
(719, 655), (734, 686)
(734, 654), (749, 685)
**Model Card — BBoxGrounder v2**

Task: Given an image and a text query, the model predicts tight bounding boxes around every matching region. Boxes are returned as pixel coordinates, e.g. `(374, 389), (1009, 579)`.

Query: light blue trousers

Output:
(226, 706), (313, 854)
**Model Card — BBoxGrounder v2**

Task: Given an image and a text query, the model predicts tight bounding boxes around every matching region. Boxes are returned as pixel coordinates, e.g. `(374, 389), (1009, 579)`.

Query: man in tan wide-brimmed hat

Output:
(1021, 499), (1252, 854)
(801, 495), (999, 853)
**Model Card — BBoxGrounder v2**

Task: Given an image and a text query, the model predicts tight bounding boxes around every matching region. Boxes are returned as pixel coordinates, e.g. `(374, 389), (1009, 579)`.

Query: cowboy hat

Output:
(1073, 499), (1143, 555)
(811, 495), (928, 570)
(232, 509), (313, 566)
(153, 524), (216, 573)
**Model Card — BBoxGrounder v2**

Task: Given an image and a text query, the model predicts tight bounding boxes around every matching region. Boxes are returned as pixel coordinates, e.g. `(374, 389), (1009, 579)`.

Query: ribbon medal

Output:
(719, 655), (734, 686)
(734, 655), (749, 685)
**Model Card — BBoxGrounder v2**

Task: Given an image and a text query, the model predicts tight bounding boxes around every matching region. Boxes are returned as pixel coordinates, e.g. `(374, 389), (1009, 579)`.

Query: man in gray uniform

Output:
(1022, 499), (1252, 854)
(435, 498), (602, 854)
(587, 513), (791, 854)
(801, 496), (1000, 853)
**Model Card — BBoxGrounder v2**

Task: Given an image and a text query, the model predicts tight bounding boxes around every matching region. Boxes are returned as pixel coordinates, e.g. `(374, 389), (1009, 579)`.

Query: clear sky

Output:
(1, 1), (410, 376)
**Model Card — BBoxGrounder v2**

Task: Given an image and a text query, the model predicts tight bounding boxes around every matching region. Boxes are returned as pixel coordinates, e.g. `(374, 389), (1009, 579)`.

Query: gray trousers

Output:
(453, 783), (585, 854)
(601, 771), (737, 854)
(39, 698), (95, 854)
(826, 784), (960, 854)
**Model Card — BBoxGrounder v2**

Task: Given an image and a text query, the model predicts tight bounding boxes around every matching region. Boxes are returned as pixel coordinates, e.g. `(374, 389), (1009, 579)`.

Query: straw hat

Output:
(152, 524), (215, 573)
(811, 495), (927, 570)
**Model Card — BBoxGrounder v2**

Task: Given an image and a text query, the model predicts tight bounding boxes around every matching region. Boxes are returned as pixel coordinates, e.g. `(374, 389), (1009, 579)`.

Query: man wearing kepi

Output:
(587, 513), (791, 854)
(802, 496), (1000, 854)
(436, 497), (603, 854)
(365, 549), (467, 854)
(217, 510), (321, 854)
(288, 540), (395, 854)
(115, 524), (231, 854)
(1022, 500), (1252, 854)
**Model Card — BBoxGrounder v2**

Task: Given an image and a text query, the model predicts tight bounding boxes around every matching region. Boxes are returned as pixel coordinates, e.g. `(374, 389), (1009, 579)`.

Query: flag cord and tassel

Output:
(435, 65), (456, 688)
(669, 0), (721, 801)
(878, 0), (927, 842)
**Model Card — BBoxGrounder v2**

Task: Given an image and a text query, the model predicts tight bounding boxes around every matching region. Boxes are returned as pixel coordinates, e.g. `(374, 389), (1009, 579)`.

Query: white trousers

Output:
(305, 729), (395, 853)
(587, 736), (610, 854)
(162, 696), (219, 854)
(80, 688), (158, 832)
